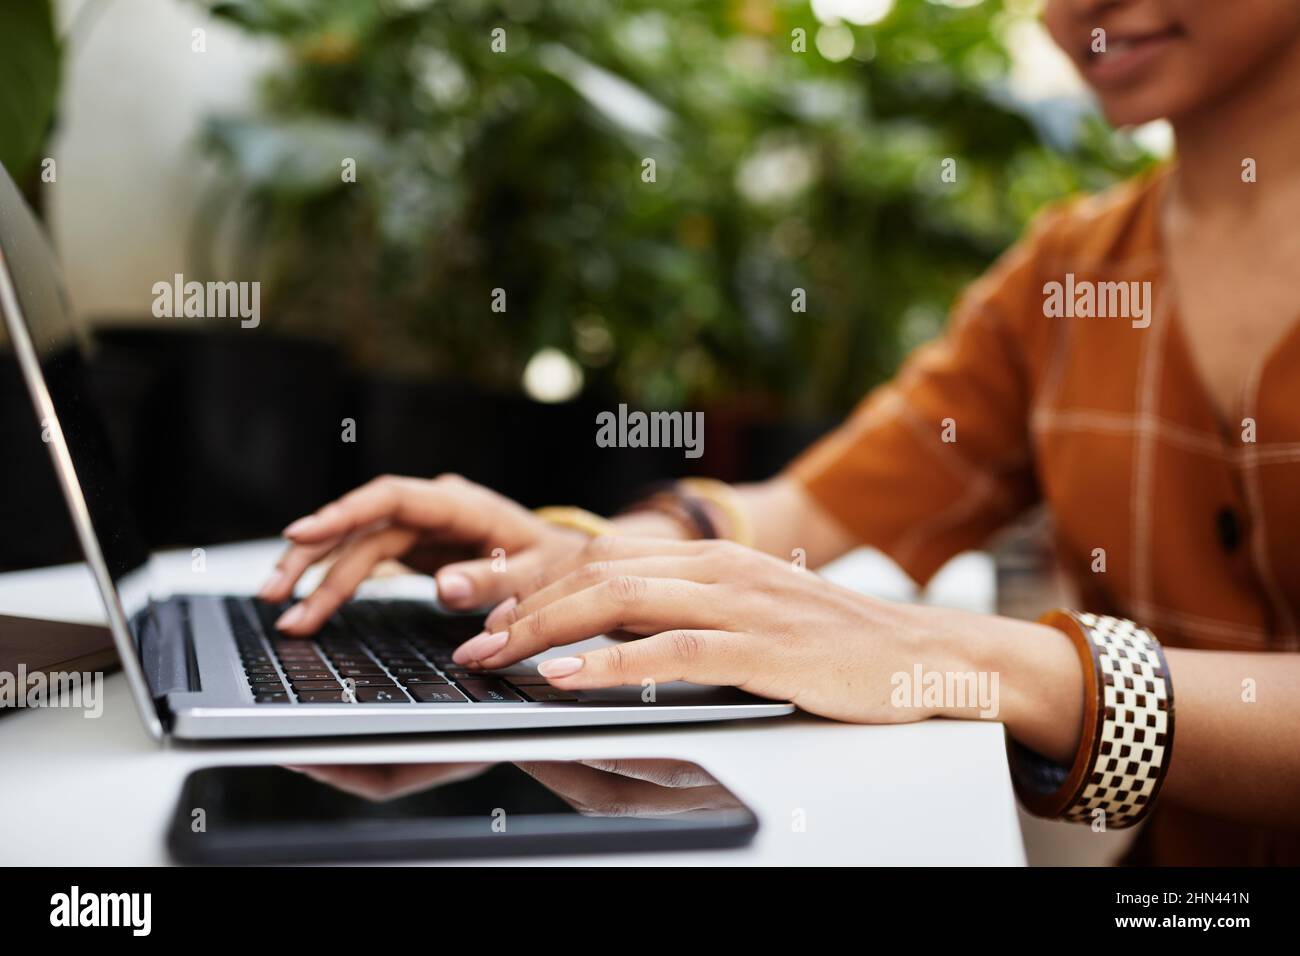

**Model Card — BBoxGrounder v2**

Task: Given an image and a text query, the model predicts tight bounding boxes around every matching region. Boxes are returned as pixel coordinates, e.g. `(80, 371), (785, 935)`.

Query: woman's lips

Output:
(1082, 28), (1184, 87)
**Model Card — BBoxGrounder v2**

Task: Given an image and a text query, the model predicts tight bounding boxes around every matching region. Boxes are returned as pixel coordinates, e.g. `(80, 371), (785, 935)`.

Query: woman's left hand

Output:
(451, 536), (1072, 732)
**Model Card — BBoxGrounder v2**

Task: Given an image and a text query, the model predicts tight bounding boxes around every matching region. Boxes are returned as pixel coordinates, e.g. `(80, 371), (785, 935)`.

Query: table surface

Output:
(0, 540), (1025, 866)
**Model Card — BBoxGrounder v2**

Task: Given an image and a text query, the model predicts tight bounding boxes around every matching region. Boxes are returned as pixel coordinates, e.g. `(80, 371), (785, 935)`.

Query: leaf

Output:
(0, 0), (60, 179)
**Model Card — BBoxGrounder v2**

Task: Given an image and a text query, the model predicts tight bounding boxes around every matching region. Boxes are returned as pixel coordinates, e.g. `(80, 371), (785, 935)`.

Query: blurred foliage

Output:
(0, 0), (61, 183)
(198, 0), (1151, 415)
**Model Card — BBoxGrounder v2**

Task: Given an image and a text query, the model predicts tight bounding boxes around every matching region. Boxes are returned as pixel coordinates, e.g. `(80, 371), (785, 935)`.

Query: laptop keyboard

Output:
(224, 597), (581, 705)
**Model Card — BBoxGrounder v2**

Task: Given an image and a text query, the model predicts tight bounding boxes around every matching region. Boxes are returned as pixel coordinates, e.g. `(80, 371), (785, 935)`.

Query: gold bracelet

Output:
(677, 478), (754, 547)
(533, 506), (617, 537)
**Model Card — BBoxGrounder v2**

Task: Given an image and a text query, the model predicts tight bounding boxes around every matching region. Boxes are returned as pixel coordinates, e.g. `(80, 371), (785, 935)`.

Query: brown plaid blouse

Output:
(786, 166), (1300, 864)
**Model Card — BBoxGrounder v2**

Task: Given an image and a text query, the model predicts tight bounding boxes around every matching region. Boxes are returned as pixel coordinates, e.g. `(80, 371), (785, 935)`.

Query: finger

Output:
(436, 549), (546, 611)
(258, 537), (342, 601)
(574, 758), (720, 789)
(457, 576), (720, 667)
(505, 536), (721, 608)
(285, 764), (398, 802)
(514, 761), (737, 816)
(537, 629), (745, 689)
(283, 474), (535, 551)
(276, 526), (418, 634)
(485, 554), (717, 632)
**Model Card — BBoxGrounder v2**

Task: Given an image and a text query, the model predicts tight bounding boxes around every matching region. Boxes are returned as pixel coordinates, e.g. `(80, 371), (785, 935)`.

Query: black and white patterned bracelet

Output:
(1008, 610), (1175, 829)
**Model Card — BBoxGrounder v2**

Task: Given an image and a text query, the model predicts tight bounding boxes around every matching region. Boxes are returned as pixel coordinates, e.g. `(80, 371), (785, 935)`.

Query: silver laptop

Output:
(0, 163), (793, 740)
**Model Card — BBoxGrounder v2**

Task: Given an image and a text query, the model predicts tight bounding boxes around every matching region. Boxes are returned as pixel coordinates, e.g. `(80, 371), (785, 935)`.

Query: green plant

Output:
(197, 0), (1150, 415)
(0, 0), (61, 187)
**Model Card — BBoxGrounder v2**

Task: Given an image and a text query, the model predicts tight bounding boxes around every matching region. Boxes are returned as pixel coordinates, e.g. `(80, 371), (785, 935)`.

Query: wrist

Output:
(609, 511), (693, 540)
(932, 610), (1084, 764)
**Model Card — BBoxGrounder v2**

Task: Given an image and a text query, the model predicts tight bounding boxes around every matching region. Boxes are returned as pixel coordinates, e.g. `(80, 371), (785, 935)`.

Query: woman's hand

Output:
(453, 536), (1085, 757)
(513, 759), (744, 818)
(282, 762), (495, 802)
(260, 474), (592, 634)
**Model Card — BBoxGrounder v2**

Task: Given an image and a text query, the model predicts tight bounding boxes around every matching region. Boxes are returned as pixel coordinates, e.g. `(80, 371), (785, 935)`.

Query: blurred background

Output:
(0, 0), (1170, 864)
(0, 0), (1167, 566)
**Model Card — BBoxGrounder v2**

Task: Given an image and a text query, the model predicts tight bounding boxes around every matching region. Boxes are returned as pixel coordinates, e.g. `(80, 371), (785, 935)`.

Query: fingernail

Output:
(257, 569), (285, 598)
(438, 571), (473, 604)
(276, 604), (307, 631)
(453, 630), (509, 664)
(283, 515), (319, 538)
(484, 595), (516, 629)
(538, 657), (584, 679)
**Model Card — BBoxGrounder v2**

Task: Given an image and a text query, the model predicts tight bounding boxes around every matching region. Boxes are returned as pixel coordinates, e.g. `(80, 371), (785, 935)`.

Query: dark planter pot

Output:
(0, 359), (85, 570)
(353, 380), (688, 515)
(738, 415), (837, 481)
(90, 326), (348, 547)
(353, 377), (518, 497)
(66, 325), (841, 558)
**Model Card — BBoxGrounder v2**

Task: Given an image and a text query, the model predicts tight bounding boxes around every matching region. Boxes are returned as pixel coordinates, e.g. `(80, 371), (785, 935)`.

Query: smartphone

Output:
(167, 758), (758, 864)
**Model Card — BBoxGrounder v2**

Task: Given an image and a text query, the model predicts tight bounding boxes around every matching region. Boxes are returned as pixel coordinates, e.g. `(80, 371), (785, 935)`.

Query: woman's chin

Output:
(1095, 91), (1180, 130)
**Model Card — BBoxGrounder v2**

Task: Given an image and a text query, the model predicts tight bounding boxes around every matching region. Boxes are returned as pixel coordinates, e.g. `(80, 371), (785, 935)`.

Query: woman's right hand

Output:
(258, 474), (593, 636)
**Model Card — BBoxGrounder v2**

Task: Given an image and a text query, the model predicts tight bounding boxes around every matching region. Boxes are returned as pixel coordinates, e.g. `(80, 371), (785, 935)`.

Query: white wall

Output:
(49, 0), (277, 323)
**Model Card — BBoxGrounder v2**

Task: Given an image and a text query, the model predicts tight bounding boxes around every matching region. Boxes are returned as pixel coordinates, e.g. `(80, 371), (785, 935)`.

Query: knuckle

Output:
(577, 560), (613, 585)
(607, 574), (646, 604)
(523, 567), (550, 598)
(603, 643), (630, 676)
(523, 607), (549, 645)
(582, 535), (619, 560)
(666, 629), (704, 661)
(705, 539), (740, 560)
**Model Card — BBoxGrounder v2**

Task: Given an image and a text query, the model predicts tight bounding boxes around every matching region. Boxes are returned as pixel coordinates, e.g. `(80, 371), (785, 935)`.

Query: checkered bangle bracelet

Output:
(1008, 610), (1175, 829)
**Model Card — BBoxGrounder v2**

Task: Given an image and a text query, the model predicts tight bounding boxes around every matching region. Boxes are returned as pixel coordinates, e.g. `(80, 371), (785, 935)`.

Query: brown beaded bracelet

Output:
(618, 482), (720, 540)
(1008, 610), (1175, 829)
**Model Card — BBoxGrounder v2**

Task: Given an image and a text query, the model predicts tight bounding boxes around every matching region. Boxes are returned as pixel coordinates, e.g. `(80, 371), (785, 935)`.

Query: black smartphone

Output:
(167, 758), (758, 864)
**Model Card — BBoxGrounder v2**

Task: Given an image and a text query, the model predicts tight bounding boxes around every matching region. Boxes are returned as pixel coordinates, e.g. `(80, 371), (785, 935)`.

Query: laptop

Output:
(0, 163), (794, 740)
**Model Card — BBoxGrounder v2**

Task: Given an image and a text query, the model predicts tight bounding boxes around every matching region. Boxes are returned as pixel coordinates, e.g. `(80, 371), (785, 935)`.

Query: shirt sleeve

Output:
(784, 207), (1065, 586)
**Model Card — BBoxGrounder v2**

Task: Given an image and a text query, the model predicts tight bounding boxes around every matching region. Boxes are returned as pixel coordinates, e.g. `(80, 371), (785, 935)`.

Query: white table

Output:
(0, 540), (1025, 865)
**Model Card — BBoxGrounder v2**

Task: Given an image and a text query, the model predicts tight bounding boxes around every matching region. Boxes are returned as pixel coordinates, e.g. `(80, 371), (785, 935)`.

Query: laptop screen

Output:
(0, 164), (152, 603)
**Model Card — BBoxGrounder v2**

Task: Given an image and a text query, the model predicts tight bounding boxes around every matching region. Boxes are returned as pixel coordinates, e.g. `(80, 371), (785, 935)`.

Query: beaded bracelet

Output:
(618, 482), (720, 541)
(1009, 610), (1175, 829)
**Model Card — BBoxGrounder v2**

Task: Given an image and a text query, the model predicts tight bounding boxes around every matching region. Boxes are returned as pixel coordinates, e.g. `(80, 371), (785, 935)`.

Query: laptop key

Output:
(249, 674), (285, 684)
(277, 652), (324, 663)
(254, 692), (290, 704)
(354, 686), (409, 703)
(409, 684), (470, 703)
(508, 674), (553, 686)
(340, 676), (396, 687)
(337, 666), (385, 677)
(283, 670), (334, 680)
(290, 679), (342, 691)
(457, 680), (524, 703)
(519, 685), (581, 703)
(398, 674), (448, 684)
(386, 664), (431, 675)
(297, 690), (349, 703)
